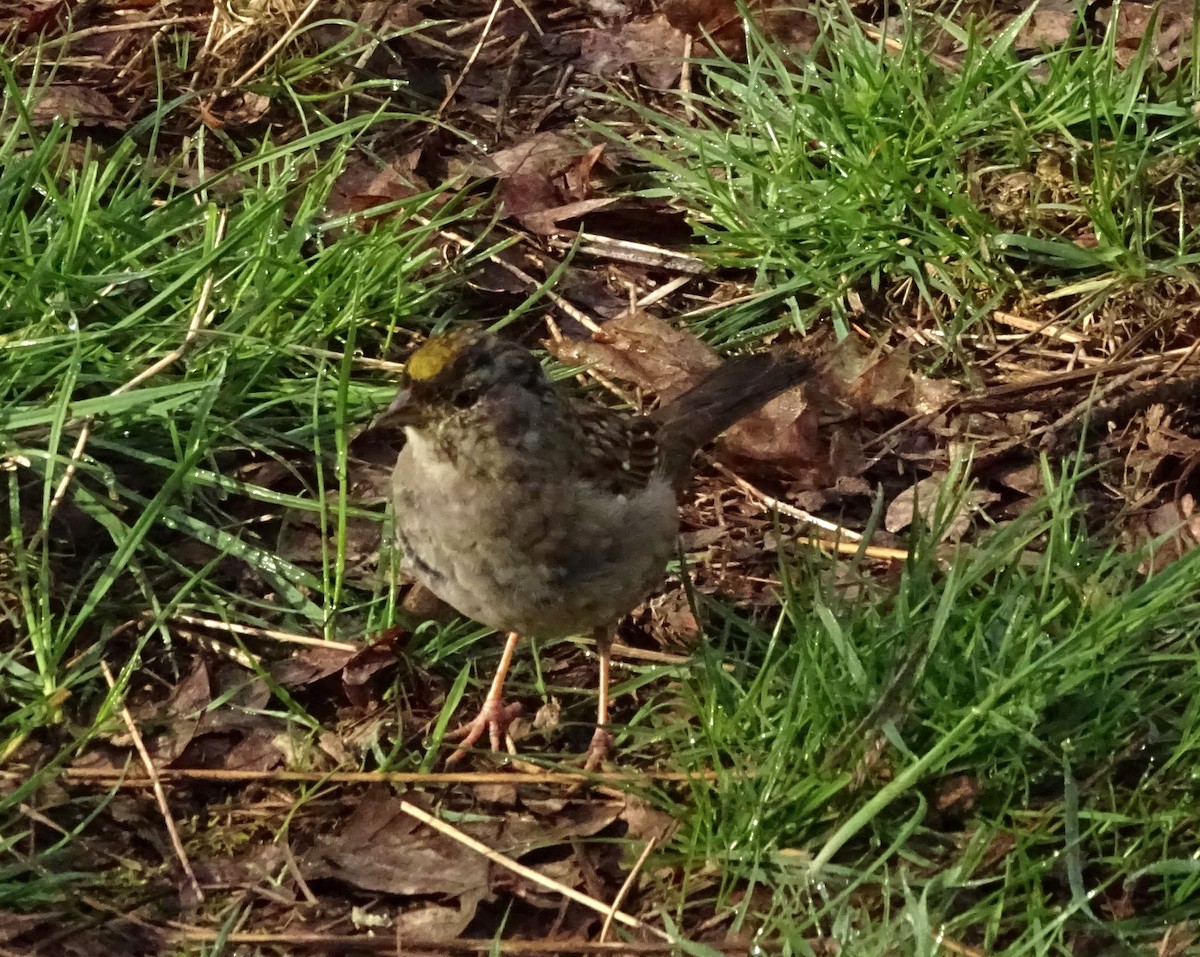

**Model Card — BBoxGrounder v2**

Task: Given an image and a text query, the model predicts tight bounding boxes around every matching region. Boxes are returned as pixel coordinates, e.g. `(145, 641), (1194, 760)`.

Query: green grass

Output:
(0, 61), (492, 900)
(600, 5), (1200, 351)
(651, 465), (1200, 952)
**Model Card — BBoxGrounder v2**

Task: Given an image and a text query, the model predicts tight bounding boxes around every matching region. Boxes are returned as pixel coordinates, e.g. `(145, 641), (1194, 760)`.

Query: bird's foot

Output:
(444, 697), (523, 766)
(581, 725), (614, 772)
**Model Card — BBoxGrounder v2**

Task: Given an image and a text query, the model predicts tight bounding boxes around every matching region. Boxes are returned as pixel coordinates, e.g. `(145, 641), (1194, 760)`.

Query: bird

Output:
(387, 322), (813, 768)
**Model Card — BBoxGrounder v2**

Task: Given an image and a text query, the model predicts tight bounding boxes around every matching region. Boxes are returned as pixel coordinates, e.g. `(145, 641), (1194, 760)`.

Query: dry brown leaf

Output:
(637, 586), (702, 650)
(392, 904), (476, 939)
(546, 312), (720, 402)
(933, 774), (981, 813)
(327, 153), (432, 229)
(496, 800), (624, 856)
(1, 2), (62, 37)
(521, 197), (617, 236)
(271, 645), (357, 688)
(564, 143), (607, 200)
(191, 843), (289, 892)
(846, 345), (914, 413)
(124, 658), (212, 766)
(470, 132), (613, 233)
(1128, 495), (1200, 572)
(720, 393), (821, 467)
(578, 15), (688, 88)
(31, 86), (125, 128)
(341, 634), (403, 708)
(885, 473), (999, 543)
(364, 0), (427, 30)
(1155, 923), (1199, 957)
(663, 0), (818, 58)
(1014, 10), (1078, 50)
(307, 789), (493, 900)
(620, 797), (678, 844)
(991, 460), (1044, 497)
(305, 788), (626, 934)
(1097, 0), (1194, 70)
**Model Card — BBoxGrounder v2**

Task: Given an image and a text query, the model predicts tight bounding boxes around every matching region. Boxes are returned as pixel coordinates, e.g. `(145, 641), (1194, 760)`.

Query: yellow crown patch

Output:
(406, 327), (479, 382)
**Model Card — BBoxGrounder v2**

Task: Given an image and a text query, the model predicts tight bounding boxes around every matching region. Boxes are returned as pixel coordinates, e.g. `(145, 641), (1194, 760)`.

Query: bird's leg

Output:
(583, 626), (615, 771)
(445, 630), (523, 765)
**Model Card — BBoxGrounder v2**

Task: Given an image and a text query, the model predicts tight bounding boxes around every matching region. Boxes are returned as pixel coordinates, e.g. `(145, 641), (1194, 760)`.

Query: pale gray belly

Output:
(392, 453), (678, 638)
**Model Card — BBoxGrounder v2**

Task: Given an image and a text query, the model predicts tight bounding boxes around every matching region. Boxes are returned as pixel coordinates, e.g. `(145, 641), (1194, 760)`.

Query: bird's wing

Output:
(569, 402), (664, 495)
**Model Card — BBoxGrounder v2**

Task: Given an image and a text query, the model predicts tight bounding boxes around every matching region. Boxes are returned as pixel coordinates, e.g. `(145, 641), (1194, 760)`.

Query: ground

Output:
(2, 0), (1200, 954)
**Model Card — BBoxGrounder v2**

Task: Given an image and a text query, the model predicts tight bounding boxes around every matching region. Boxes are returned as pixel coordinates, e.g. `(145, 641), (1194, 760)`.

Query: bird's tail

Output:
(654, 350), (814, 480)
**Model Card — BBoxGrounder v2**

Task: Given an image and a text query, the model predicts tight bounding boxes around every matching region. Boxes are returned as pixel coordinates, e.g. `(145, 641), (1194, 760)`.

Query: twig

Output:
(599, 836), (658, 942)
(31, 16), (207, 43)
(167, 930), (743, 954)
(427, 220), (605, 333)
(636, 275), (691, 308)
(171, 627), (261, 670)
(280, 838), (318, 905)
(114, 254), (222, 396)
(508, 0), (544, 36)
(711, 463), (862, 540)
(396, 800), (672, 943)
(858, 22), (961, 72)
(547, 234), (706, 275)
(609, 641), (689, 666)
(37, 766), (719, 788)
(990, 309), (1090, 345)
(436, 0), (504, 117)
(99, 661), (203, 905)
(810, 538), (910, 562)
(229, 0), (321, 88)
(170, 612), (359, 652)
(936, 931), (991, 957)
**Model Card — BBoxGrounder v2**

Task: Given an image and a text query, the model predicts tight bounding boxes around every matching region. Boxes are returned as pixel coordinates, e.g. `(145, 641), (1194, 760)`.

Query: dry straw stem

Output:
(396, 798), (673, 943)
(37, 766), (718, 788)
(168, 931), (748, 954)
(99, 661), (203, 905)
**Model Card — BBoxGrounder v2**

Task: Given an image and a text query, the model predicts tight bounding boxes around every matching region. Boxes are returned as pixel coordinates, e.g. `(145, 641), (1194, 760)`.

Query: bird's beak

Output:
(380, 386), (427, 428)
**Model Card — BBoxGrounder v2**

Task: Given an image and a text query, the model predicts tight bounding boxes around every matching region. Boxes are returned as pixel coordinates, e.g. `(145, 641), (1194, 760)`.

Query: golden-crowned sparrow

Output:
(388, 323), (812, 767)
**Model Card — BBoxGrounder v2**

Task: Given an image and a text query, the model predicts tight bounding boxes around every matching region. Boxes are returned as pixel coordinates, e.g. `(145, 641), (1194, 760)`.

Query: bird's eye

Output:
(453, 387), (479, 408)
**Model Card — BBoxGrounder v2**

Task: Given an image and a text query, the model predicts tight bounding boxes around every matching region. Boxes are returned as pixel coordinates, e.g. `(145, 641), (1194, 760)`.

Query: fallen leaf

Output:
(305, 789), (492, 900)
(1096, 0), (1194, 70)
(470, 132), (614, 232)
(393, 904), (475, 939)
(107, 659), (212, 766)
(637, 587), (702, 651)
(545, 312), (719, 403)
(620, 797), (678, 843)
(31, 86), (125, 128)
(3, 2), (64, 37)
(885, 473), (999, 542)
(1014, 10), (1078, 50)
(271, 645), (357, 688)
(1128, 495), (1200, 573)
(933, 774), (981, 814)
(719, 392), (821, 467)
(520, 196), (617, 236)
(663, 0), (818, 58)
(578, 15), (687, 88)
(341, 635), (403, 708)
(325, 151), (435, 232)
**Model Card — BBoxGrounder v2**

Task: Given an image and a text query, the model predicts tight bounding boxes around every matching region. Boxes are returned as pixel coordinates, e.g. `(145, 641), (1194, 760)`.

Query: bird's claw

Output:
(581, 726), (613, 772)
(444, 698), (523, 766)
